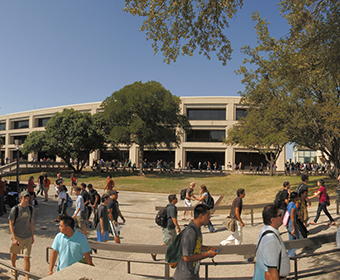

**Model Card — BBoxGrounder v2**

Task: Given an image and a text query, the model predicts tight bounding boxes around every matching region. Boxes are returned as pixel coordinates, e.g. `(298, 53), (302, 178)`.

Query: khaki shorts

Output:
(43, 187), (49, 193)
(10, 236), (32, 257)
(76, 215), (86, 228)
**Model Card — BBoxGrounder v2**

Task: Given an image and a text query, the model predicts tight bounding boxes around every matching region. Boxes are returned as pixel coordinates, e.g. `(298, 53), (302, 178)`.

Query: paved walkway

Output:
(0, 190), (339, 279)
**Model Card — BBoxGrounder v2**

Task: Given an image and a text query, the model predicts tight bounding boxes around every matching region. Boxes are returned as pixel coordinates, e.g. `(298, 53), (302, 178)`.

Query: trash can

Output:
(6, 192), (18, 208)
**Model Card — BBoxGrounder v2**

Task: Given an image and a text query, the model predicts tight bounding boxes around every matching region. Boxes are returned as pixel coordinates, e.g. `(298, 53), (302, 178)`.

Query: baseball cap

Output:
(20, 190), (30, 197)
(109, 190), (119, 195)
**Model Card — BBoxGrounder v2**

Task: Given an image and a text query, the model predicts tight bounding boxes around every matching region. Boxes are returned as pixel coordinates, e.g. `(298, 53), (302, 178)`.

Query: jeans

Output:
(208, 220), (215, 232)
(314, 202), (334, 223)
(287, 222), (301, 257)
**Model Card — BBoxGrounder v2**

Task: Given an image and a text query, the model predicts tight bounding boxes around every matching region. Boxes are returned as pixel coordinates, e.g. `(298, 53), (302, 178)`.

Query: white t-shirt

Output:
(74, 195), (84, 217)
(58, 191), (67, 206)
(253, 225), (290, 279)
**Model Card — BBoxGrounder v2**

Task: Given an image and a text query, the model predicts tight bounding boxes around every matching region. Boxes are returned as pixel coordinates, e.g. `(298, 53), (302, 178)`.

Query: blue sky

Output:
(0, 0), (293, 158)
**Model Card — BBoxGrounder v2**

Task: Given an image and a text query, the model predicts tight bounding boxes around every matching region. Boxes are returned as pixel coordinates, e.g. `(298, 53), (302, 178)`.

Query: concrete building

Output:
(0, 97), (286, 170)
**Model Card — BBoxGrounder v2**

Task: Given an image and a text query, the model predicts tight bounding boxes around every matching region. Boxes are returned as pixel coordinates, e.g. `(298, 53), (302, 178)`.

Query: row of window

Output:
(0, 117), (51, 131)
(1, 108), (249, 131)
(187, 108), (247, 121)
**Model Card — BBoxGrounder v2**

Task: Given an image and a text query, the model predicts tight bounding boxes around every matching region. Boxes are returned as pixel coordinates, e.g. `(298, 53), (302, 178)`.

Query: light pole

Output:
(14, 139), (21, 192)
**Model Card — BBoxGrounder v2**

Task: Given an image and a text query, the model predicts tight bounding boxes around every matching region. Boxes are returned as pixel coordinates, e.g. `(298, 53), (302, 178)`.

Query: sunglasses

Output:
(276, 213), (283, 218)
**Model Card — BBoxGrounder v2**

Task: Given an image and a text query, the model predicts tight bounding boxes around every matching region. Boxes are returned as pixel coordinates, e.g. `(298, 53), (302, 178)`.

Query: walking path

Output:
(0, 190), (339, 279)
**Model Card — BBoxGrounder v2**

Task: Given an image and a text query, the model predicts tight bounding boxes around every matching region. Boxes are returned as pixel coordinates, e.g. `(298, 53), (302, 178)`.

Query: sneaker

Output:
(220, 240), (230, 246)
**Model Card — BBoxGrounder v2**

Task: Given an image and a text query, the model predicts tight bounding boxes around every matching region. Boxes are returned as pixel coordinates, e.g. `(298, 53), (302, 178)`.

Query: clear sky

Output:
(0, 0), (293, 159)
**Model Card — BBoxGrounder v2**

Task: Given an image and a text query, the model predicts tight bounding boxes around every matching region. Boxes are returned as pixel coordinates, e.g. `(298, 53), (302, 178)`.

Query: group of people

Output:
(4, 172), (339, 279)
(7, 172), (127, 278)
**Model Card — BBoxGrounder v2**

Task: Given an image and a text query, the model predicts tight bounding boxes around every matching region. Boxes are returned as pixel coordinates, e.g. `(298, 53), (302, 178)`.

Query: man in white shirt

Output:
(72, 187), (87, 238)
(253, 204), (290, 280)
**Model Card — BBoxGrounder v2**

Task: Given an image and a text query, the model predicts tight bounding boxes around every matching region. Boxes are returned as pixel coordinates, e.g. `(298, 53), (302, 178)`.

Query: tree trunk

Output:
(139, 146), (144, 176)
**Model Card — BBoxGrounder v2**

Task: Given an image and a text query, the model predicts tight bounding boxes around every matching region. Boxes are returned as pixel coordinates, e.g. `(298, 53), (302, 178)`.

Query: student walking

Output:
(286, 191), (302, 257)
(309, 179), (335, 226)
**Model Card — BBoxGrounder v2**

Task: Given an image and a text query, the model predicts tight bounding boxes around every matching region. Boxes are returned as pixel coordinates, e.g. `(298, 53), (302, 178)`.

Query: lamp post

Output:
(14, 139), (21, 192)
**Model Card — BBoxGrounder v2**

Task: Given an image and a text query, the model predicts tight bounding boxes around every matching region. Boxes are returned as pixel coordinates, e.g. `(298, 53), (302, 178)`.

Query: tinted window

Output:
(236, 109), (248, 120)
(14, 120), (29, 129)
(0, 123), (5, 131)
(187, 109), (226, 120)
(186, 130), (225, 142)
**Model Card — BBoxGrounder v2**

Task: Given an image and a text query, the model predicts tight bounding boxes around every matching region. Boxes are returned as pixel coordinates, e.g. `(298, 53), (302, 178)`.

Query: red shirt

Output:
(27, 180), (35, 192)
(106, 179), (114, 191)
(44, 178), (51, 189)
(318, 185), (328, 203)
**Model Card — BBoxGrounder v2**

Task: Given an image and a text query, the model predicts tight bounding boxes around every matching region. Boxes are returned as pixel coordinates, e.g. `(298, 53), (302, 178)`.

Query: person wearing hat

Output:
(96, 193), (110, 242)
(8, 190), (34, 280)
(107, 190), (125, 243)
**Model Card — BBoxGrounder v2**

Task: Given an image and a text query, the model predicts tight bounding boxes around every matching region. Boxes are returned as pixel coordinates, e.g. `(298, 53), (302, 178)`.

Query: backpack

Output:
(205, 193), (214, 210)
(274, 190), (284, 207)
(180, 188), (187, 200)
(166, 223), (199, 268)
(155, 206), (168, 228)
(66, 193), (73, 208)
(296, 183), (307, 194)
(13, 205), (33, 225)
(93, 205), (103, 229)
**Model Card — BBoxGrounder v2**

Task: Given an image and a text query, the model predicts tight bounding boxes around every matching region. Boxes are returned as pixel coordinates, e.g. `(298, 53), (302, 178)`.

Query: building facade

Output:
(0, 97), (286, 170)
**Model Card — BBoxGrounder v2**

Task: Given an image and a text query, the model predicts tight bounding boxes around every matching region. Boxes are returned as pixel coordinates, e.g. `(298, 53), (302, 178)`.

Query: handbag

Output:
(223, 216), (236, 232)
(282, 210), (290, 227)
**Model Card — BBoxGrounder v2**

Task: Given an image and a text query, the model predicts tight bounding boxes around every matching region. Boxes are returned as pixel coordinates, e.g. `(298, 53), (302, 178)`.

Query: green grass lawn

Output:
(8, 170), (338, 205)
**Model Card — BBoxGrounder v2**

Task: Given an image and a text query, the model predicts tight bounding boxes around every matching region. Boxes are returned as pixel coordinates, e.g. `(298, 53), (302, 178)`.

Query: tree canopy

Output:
(124, 0), (243, 65)
(22, 109), (106, 172)
(101, 81), (191, 175)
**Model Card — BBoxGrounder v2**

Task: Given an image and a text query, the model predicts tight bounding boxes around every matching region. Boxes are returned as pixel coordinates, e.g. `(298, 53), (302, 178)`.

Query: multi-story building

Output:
(0, 97), (286, 170)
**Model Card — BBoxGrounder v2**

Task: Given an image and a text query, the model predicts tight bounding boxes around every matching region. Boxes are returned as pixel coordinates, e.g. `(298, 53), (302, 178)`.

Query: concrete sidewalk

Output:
(0, 190), (339, 279)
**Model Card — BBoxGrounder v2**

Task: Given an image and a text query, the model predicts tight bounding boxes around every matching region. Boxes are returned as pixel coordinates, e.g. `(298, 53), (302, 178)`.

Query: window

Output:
(12, 135), (27, 144)
(236, 109), (248, 120)
(0, 122), (5, 131)
(38, 118), (50, 127)
(187, 109), (226, 120)
(14, 120), (29, 129)
(186, 130), (225, 142)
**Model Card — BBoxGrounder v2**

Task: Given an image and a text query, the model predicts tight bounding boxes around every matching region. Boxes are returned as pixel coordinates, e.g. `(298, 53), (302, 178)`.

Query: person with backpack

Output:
(152, 194), (181, 261)
(80, 183), (92, 227)
(55, 185), (68, 223)
(308, 179), (335, 226)
(9, 190), (34, 280)
(286, 191), (302, 257)
(72, 187), (87, 238)
(253, 204), (290, 280)
(274, 181), (290, 215)
(173, 204), (218, 280)
(198, 185), (215, 233)
(87, 183), (100, 214)
(181, 182), (197, 220)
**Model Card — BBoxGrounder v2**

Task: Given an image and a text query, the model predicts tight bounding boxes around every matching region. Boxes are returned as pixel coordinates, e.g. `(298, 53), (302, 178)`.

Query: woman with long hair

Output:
(198, 185), (215, 233)
(309, 179), (335, 226)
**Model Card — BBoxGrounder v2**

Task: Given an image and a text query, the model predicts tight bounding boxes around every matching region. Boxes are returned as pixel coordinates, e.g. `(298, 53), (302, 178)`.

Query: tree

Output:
(101, 81), (191, 175)
(233, 1), (340, 177)
(124, 0), (243, 65)
(22, 109), (106, 172)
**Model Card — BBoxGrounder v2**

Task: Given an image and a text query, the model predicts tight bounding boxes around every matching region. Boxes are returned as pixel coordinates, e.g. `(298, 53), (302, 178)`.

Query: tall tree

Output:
(22, 109), (106, 172)
(102, 81), (191, 175)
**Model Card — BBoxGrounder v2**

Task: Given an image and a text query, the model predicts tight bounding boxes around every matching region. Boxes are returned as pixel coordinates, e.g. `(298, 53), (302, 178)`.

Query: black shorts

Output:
(29, 191), (35, 196)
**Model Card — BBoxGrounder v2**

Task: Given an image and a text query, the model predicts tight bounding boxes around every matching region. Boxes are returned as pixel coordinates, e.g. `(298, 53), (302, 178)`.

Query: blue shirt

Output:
(287, 201), (296, 226)
(52, 230), (91, 271)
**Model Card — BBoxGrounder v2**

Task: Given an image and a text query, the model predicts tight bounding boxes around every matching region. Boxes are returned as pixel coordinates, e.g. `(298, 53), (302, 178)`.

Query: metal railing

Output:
(0, 259), (43, 280)
(44, 233), (338, 279)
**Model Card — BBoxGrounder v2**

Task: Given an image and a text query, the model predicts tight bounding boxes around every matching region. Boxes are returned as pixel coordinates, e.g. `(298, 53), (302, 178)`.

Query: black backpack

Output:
(155, 206), (168, 228)
(180, 188), (187, 200)
(205, 193), (214, 210)
(274, 190), (284, 207)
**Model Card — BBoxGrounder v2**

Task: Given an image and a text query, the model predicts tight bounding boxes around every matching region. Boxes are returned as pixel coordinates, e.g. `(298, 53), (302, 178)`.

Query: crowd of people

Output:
(1, 172), (339, 279)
